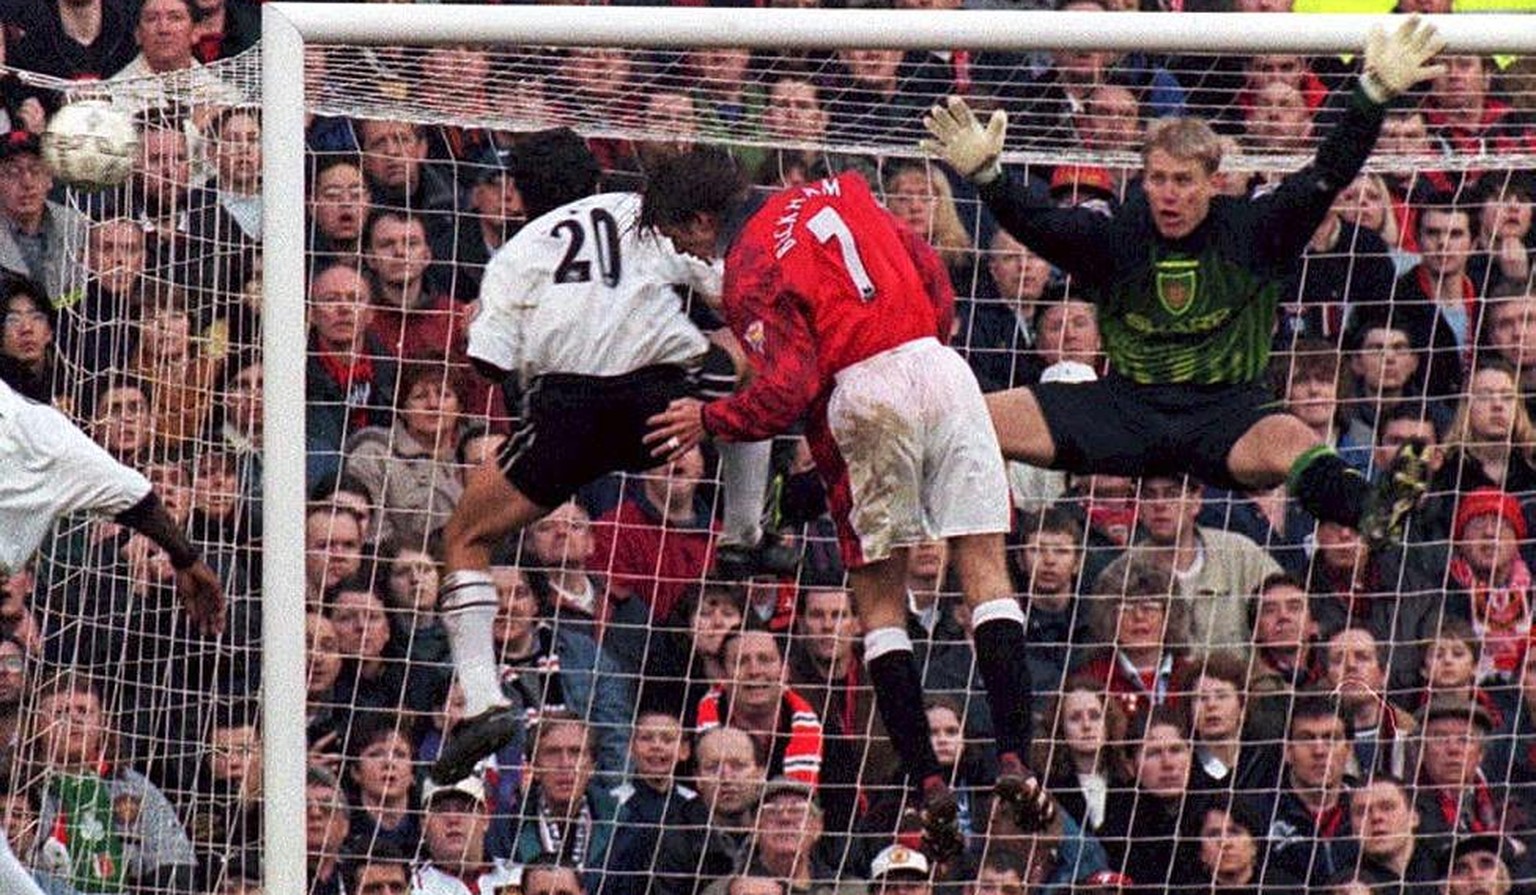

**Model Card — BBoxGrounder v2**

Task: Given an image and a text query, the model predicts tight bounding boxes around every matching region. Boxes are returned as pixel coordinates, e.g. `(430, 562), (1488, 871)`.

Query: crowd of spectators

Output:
(0, 0), (1533, 893)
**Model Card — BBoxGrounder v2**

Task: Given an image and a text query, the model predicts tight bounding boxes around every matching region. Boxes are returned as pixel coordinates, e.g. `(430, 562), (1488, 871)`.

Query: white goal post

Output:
(261, 5), (1536, 892)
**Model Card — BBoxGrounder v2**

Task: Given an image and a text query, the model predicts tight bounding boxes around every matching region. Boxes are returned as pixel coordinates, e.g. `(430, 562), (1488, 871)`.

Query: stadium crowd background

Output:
(0, 0), (1535, 893)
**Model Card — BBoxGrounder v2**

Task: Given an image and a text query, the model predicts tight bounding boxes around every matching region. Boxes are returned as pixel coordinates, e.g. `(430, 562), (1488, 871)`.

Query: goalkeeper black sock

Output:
(970, 598), (1034, 761)
(1287, 444), (1369, 527)
(864, 627), (944, 785)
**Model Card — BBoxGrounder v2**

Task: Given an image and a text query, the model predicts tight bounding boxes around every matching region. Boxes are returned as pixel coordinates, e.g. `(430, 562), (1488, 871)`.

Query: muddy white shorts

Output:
(808, 338), (1010, 567)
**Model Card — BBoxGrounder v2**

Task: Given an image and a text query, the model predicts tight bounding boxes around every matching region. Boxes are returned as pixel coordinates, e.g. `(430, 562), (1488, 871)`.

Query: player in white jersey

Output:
(0, 280), (224, 895)
(468, 189), (718, 386)
(430, 129), (780, 784)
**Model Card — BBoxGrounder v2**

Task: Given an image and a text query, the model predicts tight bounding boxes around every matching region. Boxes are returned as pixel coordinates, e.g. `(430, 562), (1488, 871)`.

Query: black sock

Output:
(971, 614), (1034, 760)
(1288, 444), (1369, 528)
(865, 649), (943, 784)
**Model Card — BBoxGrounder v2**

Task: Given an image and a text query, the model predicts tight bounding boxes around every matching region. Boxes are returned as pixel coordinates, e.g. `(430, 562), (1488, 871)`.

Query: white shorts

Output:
(814, 338), (1010, 567)
(0, 393), (151, 574)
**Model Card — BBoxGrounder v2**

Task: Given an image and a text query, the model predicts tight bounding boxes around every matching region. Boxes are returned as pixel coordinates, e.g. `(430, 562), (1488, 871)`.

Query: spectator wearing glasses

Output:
(1412, 696), (1530, 862)
(0, 278), (57, 405)
(308, 157), (371, 260)
(1072, 556), (1194, 719)
(0, 134), (83, 304)
(740, 778), (840, 894)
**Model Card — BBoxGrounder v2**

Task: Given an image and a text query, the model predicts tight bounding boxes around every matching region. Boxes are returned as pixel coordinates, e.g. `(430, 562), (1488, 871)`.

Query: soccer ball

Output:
(41, 101), (140, 190)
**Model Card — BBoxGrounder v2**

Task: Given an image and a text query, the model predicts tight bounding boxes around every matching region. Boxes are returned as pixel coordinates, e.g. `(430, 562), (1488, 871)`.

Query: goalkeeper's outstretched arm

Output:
(1306, 15), (1446, 190)
(1253, 15), (1446, 263)
(920, 96), (1117, 282)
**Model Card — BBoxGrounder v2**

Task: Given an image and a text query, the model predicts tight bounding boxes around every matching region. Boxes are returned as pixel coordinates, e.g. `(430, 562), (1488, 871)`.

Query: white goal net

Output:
(0, 49), (264, 895)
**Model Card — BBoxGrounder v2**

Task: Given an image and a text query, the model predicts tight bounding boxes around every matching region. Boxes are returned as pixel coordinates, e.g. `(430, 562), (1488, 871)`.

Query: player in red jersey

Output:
(641, 148), (1053, 861)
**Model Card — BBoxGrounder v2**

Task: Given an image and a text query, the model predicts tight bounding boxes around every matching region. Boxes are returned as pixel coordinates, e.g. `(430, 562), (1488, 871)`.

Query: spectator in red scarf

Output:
(1412, 695), (1532, 864)
(1307, 520), (1446, 705)
(1484, 636), (1536, 800)
(697, 629), (823, 790)
(1070, 554), (1194, 720)
(1323, 626), (1417, 779)
(1422, 56), (1536, 160)
(305, 261), (397, 487)
(1447, 489), (1534, 683)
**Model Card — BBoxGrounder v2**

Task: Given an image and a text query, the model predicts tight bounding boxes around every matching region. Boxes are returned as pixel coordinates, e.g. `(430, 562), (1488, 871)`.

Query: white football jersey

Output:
(470, 192), (719, 387)
(0, 378), (150, 574)
(411, 858), (521, 895)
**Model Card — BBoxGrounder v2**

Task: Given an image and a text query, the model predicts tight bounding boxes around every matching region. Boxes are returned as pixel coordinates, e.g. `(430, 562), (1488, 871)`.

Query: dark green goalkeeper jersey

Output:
(979, 87), (1386, 386)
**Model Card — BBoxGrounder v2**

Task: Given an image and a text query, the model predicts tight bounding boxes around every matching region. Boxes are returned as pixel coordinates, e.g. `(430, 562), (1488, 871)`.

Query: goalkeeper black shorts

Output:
(1030, 373), (1288, 492)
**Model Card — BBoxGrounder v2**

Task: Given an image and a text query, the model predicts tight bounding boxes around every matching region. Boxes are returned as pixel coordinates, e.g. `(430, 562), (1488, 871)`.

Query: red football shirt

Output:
(702, 172), (955, 442)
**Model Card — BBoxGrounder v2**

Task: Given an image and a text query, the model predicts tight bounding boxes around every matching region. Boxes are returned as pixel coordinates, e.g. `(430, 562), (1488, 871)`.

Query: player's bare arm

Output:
(114, 491), (226, 636)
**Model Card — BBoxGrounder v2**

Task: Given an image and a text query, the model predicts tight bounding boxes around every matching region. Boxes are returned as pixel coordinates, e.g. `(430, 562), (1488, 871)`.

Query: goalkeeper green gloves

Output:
(921, 96), (1007, 185)
(1361, 15), (1448, 105)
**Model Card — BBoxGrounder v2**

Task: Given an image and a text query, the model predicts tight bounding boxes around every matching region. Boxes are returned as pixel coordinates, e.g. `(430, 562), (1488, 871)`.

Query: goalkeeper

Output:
(922, 18), (1445, 548)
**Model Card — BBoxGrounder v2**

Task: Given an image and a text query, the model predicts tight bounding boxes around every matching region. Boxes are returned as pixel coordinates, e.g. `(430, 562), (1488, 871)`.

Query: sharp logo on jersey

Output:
(744, 319), (766, 355)
(1155, 259), (1200, 315)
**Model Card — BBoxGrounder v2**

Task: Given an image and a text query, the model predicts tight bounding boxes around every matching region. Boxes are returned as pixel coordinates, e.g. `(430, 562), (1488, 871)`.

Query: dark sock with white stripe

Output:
(971, 598), (1034, 760)
(439, 570), (507, 717)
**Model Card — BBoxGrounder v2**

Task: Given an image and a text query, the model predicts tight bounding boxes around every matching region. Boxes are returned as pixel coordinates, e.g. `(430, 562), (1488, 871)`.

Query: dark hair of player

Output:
(508, 127), (601, 220)
(639, 145), (747, 231)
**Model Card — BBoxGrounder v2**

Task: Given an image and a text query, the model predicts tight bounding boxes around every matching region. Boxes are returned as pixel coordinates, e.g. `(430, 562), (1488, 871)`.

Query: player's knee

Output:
(951, 535), (1011, 597)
